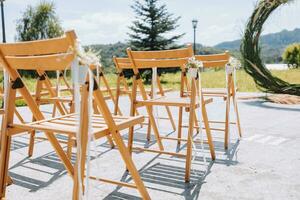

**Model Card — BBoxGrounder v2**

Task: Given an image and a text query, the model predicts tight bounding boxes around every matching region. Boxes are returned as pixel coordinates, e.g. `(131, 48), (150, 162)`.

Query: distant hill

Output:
(215, 28), (300, 63)
(87, 42), (226, 70)
(86, 28), (300, 69)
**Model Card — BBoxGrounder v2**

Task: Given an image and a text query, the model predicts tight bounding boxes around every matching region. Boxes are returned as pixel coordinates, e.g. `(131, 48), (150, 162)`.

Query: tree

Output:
(282, 43), (300, 68)
(128, 0), (184, 51)
(15, 1), (64, 77)
(128, 0), (184, 82)
(16, 1), (63, 42)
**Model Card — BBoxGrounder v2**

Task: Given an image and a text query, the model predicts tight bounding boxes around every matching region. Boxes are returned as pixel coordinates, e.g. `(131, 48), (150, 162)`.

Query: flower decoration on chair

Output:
(241, 0), (300, 95)
(70, 42), (102, 67)
(226, 57), (242, 75)
(186, 57), (203, 78)
(68, 41), (102, 199)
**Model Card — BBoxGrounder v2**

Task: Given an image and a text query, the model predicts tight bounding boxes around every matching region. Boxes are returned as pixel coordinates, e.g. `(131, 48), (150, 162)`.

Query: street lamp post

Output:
(0, 0), (6, 43)
(192, 19), (198, 55)
(1, 0), (7, 110)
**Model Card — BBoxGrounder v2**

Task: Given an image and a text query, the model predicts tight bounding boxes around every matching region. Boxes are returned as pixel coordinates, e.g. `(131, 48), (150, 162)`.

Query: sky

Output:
(4, 0), (300, 46)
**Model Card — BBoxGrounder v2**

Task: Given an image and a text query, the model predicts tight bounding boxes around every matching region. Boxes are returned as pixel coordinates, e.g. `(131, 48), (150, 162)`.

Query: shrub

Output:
(282, 43), (300, 68)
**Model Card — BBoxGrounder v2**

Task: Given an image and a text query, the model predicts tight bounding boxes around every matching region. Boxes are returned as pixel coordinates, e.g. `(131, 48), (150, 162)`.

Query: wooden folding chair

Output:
(113, 57), (176, 141)
(126, 45), (216, 182)
(195, 52), (242, 149)
(28, 64), (120, 157)
(0, 30), (150, 200)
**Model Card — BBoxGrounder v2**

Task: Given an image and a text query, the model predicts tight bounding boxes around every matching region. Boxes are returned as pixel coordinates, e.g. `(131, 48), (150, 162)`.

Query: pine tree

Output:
(128, 0), (184, 51)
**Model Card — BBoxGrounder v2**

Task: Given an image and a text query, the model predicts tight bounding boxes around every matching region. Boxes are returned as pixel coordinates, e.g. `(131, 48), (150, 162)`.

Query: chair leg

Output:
(28, 78), (43, 157)
(165, 106), (176, 132)
(177, 107), (183, 145)
(0, 134), (12, 199)
(52, 104), (57, 117)
(194, 111), (199, 134)
(156, 75), (176, 132)
(136, 78), (164, 150)
(185, 112), (194, 183)
(114, 76), (121, 116)
(202, 103), (216, 160)
(112, 131), (151, 200)
(0, 85), (16, 199)
(14, 109), (25, 124)
(66, 136), (73, 159)
(28, 130), (35, 157)
(146, 106), (164, 151)
(224, 96), (231, 150)
(185, 79), (197, 183)
(6, 176), (13, 186)
(146, 118), (151, 142)
(233, 95), (242, 138)
(101, 73), (123, 116)
(128, 126), (134, 157)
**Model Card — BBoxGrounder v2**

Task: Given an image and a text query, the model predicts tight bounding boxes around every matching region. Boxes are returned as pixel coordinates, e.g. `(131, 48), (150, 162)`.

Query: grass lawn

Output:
(159, 68), (300, 92)
(2, 68), (300, 106)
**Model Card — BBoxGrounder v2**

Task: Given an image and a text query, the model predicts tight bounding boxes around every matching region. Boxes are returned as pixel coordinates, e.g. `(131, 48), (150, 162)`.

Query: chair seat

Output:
(40, 96), (74, 103)
(11, 113), (144, 140)
(45, 86), (117, 93)
(0, 91), (50, 100)
(43, 86), (72, 92)
(202, 87), (238, 96)
(40, 93), (114, 104)
(136, 96), (213, 107)
(120, 88), (172, 95)
(202, 88), (228, 95)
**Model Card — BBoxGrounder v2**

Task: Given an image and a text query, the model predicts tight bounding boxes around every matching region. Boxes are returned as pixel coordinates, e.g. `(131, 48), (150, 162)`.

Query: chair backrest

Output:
(195, 51), (238, 92)
(113, 57), (132, 71)
(0, 30), (77, 71)
(127, 45), (193, 70)
(0, 31), (78, 121)
(195, 51), (230, 68)
(126, 45), (198, 100)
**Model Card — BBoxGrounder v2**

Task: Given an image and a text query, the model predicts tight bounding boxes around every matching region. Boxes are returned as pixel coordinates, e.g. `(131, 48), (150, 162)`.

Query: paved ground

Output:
(4, 93), (300, 200)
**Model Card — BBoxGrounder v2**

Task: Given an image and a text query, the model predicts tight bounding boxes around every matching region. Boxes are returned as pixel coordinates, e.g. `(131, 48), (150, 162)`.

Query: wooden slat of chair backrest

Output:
(128, 45), (193, 69)
(5, 53), (74, 70)
(0, 30), (76, 71)
(0, 34), (73, 56)
(195, 51), (230, 68)
(113, 57), (132, 70)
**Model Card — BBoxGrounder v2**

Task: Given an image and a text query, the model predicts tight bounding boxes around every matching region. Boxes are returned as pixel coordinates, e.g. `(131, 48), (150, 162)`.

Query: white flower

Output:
(226, 57), (241, 74)
(186, 56), (204, 69)
(68, 41), (102, 67)
(229, 57), (242, 69)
